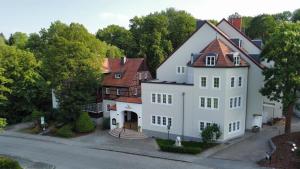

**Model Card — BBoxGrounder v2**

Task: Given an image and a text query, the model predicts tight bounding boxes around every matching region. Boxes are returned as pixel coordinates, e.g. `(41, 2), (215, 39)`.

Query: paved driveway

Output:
(211, 116), (300, 162)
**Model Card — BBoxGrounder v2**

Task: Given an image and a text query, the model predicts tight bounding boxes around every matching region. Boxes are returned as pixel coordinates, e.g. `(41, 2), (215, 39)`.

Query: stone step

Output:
(109, 129), (147, 139)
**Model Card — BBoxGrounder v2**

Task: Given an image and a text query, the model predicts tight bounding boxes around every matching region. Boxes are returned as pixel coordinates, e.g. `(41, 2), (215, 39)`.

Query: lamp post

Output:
(167, 124), (171, 140)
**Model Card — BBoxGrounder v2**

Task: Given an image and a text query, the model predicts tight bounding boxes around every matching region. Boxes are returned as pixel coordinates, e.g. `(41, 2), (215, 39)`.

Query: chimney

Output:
(121, 56), (126, 65)
(228, 12), (242, 31)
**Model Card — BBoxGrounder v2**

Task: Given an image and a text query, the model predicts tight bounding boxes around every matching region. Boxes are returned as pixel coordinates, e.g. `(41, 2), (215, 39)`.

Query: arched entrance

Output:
(123, 111), (138, 130)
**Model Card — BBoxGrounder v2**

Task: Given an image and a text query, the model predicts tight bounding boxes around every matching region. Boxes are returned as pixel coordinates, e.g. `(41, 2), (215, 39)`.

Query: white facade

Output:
(141, 20), (283, 142)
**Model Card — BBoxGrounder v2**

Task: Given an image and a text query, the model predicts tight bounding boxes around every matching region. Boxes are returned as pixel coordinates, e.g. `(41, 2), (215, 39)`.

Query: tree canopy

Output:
(292, 8), (300, 22)
(260, 22), (300, 133)
(8, 32), (28, 49)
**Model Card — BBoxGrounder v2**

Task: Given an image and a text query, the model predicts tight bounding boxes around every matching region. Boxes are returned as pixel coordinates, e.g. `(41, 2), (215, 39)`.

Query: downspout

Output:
(245, 68), (249, 130)
(182, 92), (185, 140)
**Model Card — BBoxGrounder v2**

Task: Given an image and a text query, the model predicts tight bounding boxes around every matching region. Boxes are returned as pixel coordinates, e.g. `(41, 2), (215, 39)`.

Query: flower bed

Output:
(156, 139), (217, 154)
(258, 132), (300, 169)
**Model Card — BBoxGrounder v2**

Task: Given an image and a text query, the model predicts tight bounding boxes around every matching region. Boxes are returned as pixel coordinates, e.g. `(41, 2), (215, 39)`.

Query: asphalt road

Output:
(0, 136), (212, 169)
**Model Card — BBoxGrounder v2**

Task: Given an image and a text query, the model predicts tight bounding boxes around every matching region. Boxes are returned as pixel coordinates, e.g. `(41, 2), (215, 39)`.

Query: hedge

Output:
(159, 144), (202, 154)
(56, 124), (75, 138)
(75, 112), (95, 133)
(0, 156), (22, 169)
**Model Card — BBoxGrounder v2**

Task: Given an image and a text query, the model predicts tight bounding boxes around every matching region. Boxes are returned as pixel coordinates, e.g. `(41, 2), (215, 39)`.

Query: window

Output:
(200, 122), (205, 131)
(167, 95), (172, 104)
(200, 97), (205, 108)
(230, 98), (233, 108)
(134, 88), (138, 96)
(206, 122), (211, 127)
(207, 98), (212, 108)
(233, 122), (236, 131)
(234, 55), (240, 66)
(112, 118), (116, 125)
(162, 117), (166, 126)
(213, 98), (219, 109)
(234, 97), (237, 107)
(162, 94), (167, 104)
(206, 56), (216, 66)
(229, 123), (232, 132)
(152, 116), (156, 124)
(213, 77), (220, 88)
(230, 77), (235, 87)
(157, 94), (161, 103)
(115, 73), (121, 79)
(117, 89), (120, 95)
(176, 66), (185, 74)
(238, 97), (241, 107)
(151, 93), (156, 103)
(200, 77), (207, 88)
(238, 77), (242, 87)
(237, 121), (240, 130)
(168, 118), (172, 127)
(157, 116), (161, 125)
(106, 104), (110, 111)
(105, 88), (110, 94)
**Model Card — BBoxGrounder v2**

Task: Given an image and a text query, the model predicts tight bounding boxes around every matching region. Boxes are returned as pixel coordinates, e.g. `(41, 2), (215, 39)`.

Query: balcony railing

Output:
(82, 102), (103, 113)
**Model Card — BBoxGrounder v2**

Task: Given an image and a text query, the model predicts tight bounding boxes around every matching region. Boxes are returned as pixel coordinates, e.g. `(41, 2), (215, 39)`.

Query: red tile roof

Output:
(192, 39), (248, 67)
(102, 58), (145, 87)
(115, 97), (142, 104)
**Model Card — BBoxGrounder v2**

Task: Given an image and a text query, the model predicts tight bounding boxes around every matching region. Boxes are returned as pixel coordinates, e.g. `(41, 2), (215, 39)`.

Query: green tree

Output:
(0, 33), (7, 45)
(246, 14), (277, 42)
(242, 16), (253, 33)
(272, 11), (292, 21)
(8, 32), (28, 49)
(0, 118), (7, 132)
(208, 19), (218, 25)
(0, 45), (45, 124)
(292, 8), (300, 22)
(260, 22), (300, 134)
(32, 21), (117, 123)
(0, 68), (12, 103)
(163, 8), (196, 49)
(96, 25), (134, 57)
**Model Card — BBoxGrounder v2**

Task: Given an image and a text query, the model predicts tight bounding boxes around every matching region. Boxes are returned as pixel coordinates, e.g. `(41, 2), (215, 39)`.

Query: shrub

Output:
(0, 156), (22, 169)
(0, 118), (7, 132)
(102, 117), (110, 130)
(201, 124), (222, 143)
(56, 124), (75, 138)
(75, 112), (95, 133)
(156, 139), (211, 154)
(159, 144), (201, 154)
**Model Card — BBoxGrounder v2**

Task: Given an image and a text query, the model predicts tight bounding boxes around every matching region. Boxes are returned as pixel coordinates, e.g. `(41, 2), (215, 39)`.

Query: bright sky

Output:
(1, 0), (300, 37)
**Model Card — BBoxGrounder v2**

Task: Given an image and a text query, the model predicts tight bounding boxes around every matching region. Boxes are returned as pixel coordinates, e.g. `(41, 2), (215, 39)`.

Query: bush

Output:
(75, 112), (95, 133)
(201, 124), (222, 143)
(56, 124), (75, 138)
(155, 139), (216, 155)
(0, 156), (22, 169)
(102, 117), (110, 130)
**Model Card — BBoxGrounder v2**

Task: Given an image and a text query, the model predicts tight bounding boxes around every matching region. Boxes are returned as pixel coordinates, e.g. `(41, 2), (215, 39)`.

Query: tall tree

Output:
(272, 11), (292, 21)
(0, 68), (12, 103)
(96, 25), (135, 57)
(292, 8), (300, 22)
(260, 22), (300, 134)
(31, 21), (121, 123)
(8, 32), (28, 49)
(246, 14), (277, 42)
(0, 33), (7, 45)
(162, 8), (196, 49)
(0, 45), (46, 124)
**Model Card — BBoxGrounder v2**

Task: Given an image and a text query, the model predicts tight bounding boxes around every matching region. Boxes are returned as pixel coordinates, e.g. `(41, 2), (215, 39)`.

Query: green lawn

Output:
(156, 139), (217, 154)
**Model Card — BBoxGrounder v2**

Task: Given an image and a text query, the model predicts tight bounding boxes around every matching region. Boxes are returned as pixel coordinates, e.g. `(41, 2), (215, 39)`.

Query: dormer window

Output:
(206, 56), (216, 66)
(115, 73), (121, 79)
(233, 55), (240, 66)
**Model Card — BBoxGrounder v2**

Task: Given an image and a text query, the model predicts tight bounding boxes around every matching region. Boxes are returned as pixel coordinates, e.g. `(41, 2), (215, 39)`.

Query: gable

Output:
(217, 19), (261, 55)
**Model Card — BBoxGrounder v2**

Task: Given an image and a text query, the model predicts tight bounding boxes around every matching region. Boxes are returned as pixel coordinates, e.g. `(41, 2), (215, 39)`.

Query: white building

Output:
(141, 16), (282, 141)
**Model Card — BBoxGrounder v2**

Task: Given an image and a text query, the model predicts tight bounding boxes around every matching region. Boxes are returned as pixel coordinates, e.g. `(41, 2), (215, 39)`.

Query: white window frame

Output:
(151, 116), (156, 124)
(234, 55), (240, 66)
(151, 115), (173, 127)
(105, 88), (110, 94)
(176, 66), (185, 75)
(151, 93), (156, 103)
(162, 94), (167, 104)
(167, 94), (172, 105)
(199, 97), (206, 108)
(213, 97), (219, 109)
(199, 121), (218, 132)
(238, 76), (242, 87)
(230, 77), (235, 88)
(115, 73), (121, 79)
(213, 76), (220, 89)
(116, 89), (120, 95)
(200, 76), (207, 88)
(162, 117), (167, 126)
(134, 88), (138, 96)
(229, 121), (241, 133)
(157, 94), (161, 104)
(206, 55), (216, 66)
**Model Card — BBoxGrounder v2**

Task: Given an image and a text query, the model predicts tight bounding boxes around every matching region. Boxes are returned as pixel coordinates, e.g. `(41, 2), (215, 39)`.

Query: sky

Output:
(1, 0), (300, 37)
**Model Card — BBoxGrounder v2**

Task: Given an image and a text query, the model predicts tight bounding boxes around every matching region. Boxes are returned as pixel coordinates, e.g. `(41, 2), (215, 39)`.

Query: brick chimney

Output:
(228, 13), (242, 31)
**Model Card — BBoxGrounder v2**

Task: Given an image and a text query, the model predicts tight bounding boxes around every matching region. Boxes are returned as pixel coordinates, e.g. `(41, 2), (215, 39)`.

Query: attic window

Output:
(206, 56), (216, 66)
(233, 55), (240, 66)
(115, 73), (121, 79)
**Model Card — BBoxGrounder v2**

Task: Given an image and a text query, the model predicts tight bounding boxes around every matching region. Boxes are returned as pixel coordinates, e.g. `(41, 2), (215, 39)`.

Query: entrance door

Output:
(123, 111), (138, 130)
